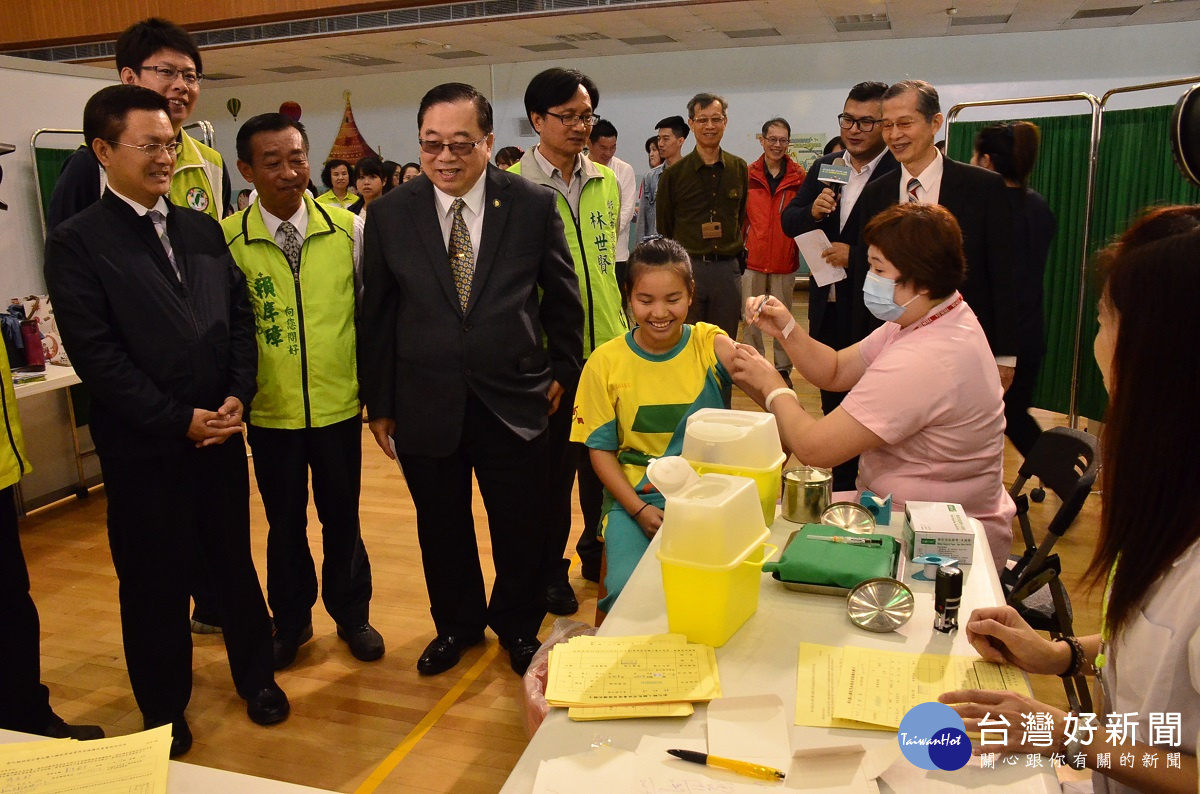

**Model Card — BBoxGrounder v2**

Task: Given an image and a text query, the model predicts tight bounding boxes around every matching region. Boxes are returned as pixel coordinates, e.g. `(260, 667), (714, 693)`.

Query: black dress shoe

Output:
(272, 622), (313, 671)
(42, 712), (104, 741)
(544, 579), (579, 616)
(501, 636), (542, 676)
(145, 718), (191, 758)
(245, 684), (290, 725)
(336, 622), (385, 662)
(416, 634), (484, 676)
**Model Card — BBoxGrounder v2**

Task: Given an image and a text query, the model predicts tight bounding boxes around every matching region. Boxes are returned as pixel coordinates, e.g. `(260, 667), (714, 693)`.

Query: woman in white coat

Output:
(940, 205), (1200, 793)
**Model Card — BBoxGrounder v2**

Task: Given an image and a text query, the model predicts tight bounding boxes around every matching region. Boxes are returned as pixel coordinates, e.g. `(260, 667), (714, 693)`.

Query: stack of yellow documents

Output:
(545, 634), (721, 721)
(795, 642), (1031, 730)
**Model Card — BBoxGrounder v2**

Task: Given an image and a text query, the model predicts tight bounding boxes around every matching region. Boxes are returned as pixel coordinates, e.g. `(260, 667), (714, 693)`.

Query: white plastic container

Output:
(681, 409), (786, 525)
(682, 409), (783, 469)
(658, 473), (769, 568)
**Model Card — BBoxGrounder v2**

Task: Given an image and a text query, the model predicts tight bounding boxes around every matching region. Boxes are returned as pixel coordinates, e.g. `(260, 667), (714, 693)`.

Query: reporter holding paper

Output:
(781, 81), (896, 490)
(732, 203), (1013, 572)
(940, 206), (1200, 793)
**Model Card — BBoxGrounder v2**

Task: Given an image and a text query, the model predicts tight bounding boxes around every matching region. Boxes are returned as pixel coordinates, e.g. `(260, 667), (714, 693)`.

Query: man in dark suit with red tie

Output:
(850, 80), (1017, 390)
(359, 83), (583, 677)
(44, 85), (287, 758)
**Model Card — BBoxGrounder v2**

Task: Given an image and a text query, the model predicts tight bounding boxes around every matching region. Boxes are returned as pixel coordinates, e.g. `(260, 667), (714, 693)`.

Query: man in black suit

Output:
(359, 83), (583, 677)
(43, 85), (288, 758)
(782, 81), (896, 491)
(851, 80), (1017, 389)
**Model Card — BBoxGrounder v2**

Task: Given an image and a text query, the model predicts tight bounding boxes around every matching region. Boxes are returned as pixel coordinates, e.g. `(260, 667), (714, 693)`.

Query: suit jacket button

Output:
(463, 324), (471, 332)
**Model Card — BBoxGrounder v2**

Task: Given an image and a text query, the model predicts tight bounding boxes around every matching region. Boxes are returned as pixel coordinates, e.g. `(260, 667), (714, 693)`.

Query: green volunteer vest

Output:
(222, 196), (359, 429)
(0, 354), (31, 491)
(510, 158), (627, 358)
(171, 130), (224, 220)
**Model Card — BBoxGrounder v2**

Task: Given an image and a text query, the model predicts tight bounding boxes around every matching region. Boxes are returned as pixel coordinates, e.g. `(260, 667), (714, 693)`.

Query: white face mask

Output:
(863, 271), (919, 323)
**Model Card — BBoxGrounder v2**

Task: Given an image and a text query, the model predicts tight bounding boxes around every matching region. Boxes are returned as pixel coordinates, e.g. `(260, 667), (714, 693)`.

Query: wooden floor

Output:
(19, 293), (1104, 792)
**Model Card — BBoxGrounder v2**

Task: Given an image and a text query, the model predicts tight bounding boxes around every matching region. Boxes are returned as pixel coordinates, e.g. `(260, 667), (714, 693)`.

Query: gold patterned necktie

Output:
(448, 198), (474, 310)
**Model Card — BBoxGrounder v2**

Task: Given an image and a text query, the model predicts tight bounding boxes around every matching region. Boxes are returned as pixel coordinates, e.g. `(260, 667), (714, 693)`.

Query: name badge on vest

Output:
(701, 221), (723, 239)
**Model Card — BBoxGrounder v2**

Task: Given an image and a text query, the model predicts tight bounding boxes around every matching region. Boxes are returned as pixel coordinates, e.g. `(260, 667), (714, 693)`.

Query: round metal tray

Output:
(846, 577), (915, 633)
(821, 501), (876, 534)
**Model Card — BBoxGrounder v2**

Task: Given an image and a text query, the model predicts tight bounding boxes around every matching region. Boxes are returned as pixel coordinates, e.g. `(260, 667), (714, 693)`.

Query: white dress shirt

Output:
(898, 148), (944, 207)
(607, 155), (637, 262)
(839, 147), (889, 233)
(433, 174), (487, 266)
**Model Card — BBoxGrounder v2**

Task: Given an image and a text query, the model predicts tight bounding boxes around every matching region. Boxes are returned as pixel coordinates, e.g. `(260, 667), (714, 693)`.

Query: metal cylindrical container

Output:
(781, 466), (832, 524)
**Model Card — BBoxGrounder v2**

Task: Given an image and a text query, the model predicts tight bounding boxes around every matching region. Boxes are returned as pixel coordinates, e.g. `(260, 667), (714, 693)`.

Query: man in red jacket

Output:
(742, 117), (805, 384)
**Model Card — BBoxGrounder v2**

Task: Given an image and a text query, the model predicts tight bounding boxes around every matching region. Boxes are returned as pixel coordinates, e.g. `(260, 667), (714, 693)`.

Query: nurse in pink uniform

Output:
(731, 203), (1014, 571)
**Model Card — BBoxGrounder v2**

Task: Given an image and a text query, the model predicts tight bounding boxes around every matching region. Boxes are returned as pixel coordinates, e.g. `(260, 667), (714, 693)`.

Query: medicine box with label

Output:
(904, 501), (974, 563)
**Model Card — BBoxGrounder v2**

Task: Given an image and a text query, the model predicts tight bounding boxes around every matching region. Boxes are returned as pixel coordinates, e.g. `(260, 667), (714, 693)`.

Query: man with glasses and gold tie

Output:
(48, 18), (231, 230)
(656, 93), (749, 343)
(45, 85), (288, 758)
(359, 83), (582, 677)
(782, 81), (896, 491)
(510, 68), (627, 613)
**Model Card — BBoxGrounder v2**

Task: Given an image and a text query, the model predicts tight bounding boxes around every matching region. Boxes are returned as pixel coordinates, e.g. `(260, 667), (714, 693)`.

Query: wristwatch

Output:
(1062, 728), (1088, 770)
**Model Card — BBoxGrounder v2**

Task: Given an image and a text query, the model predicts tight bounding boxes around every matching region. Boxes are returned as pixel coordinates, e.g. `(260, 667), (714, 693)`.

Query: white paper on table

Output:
(788, 750), (879, 793)
(532, 746), (638, 793)
(795, 230), (847, 288)
(634, 736), (781, 790)
(877, 752), (1033, 792)
(708, 694), (792, 772)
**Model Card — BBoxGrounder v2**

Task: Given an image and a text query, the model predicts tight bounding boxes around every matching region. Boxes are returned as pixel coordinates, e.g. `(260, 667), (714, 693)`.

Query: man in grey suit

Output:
(359, 83), (583, 677)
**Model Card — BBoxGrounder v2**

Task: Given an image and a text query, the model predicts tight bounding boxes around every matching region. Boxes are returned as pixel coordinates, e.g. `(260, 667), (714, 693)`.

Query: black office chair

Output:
(1002, 426), (1100, 713)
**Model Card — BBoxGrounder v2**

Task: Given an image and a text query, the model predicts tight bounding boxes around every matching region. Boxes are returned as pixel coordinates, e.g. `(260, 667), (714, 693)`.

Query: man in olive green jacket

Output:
(224, 113), (381, 671)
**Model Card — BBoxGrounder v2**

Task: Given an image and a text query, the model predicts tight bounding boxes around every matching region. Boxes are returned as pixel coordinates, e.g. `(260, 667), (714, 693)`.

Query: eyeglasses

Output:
(139, 64), (203, 85)
(417, 138), (487, 157)
(837, 114), (878, 132)
(106, 140), (183, 158)
(879, 118), (924, 133)
(692, 115), (727, 126)
(762, 136), (789, 146)
(544, 111), (600, 128)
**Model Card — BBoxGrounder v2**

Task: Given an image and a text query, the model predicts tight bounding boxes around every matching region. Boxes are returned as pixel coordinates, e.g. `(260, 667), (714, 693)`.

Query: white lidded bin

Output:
(681, 409), (786, 526)
(682, 408), (783, 469)
(658, 473), (769, 568)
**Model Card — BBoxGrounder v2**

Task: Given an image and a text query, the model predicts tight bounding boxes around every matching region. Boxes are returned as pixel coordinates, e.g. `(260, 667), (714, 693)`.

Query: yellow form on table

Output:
(796, 643), (1030, 730)
(546, 633), (721, 711)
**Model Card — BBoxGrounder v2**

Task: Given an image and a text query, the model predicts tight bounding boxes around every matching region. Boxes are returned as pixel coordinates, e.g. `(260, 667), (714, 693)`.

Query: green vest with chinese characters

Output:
(222, 196), (359, 429)
(510, 155), (627, 358)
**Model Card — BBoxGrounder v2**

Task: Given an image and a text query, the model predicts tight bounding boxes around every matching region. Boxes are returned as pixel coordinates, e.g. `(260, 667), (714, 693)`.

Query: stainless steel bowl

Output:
(820, 501), (876, 534)
(846, 577), (915, 633)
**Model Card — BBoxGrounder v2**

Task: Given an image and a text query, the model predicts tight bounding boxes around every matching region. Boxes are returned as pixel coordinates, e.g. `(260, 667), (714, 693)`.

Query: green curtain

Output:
(1080, 106), (1200, 419)
(946, 113), (1095, 417)
(34, 146), (77, 224)
(949, 105), (1200, 422)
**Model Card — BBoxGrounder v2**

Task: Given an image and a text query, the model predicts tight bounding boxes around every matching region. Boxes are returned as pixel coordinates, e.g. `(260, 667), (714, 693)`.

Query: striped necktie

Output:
(448, 198), (474, 311)
(906, 177), (921, 203)
(147, 209), (180, 280)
